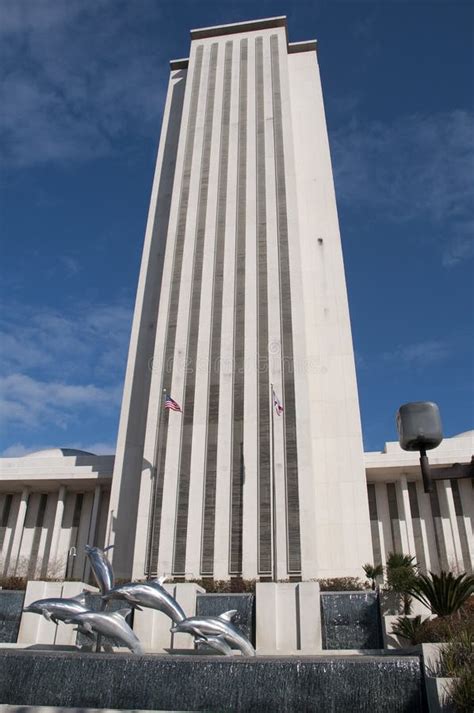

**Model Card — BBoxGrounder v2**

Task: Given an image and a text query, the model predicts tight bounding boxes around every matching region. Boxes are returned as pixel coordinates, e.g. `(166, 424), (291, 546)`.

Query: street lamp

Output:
(396, 401), (474, 493)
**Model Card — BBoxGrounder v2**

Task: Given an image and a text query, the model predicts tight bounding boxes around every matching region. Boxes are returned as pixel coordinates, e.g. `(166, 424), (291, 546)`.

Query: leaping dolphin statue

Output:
(23, 592), (90, 625)
(102, 577), (186, 623)
(195, 634), (233, 656)
(170, 610), (255, 656)
(85, 544), (114, 594)
(65, 608), (143, 654)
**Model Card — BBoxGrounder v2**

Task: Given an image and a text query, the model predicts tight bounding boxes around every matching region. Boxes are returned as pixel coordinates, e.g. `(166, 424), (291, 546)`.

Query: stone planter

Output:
(425, 675), (458, 713)
(421, 643), (458, 713)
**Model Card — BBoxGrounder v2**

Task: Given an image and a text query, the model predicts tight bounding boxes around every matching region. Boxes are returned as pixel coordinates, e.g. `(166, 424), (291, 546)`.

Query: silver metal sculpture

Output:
(65, 608), (143, 654)
(103, 578), (186, 623)
(85, 544), (114, 594)
(170, 609), (256, 656)
(22, 544), (256, 656)
(23, 592), (89, 625)
(195, 634), (234, 656)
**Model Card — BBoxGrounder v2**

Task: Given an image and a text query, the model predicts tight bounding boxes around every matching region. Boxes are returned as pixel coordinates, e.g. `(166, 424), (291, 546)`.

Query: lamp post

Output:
(396, 401), (474, 493)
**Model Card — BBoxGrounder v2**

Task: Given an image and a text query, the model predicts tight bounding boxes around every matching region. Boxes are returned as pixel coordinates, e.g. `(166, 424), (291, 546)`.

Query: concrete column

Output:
(458, 480), (473, 570)
(212, 38), (240, 580)
(374, 483), (392, 567)
(400, 475), (416, 557)
(241, 36), (259, 582)
(9, 487), (29, 575)
(256, 581), (321, 653)
(394, 479), (410, 554)
(17, 493), (40, 569)
(82, 485), (101, 582)
(297, 582), (322, 652)
(437, 481), (460, 571)
(49, 485), (66, 574)
(415, 481), (435, 573)
(442, 480), (464, 572)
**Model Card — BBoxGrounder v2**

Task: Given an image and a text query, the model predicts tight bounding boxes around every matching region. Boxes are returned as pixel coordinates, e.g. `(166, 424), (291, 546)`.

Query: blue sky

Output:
(1, 0), (473, 456)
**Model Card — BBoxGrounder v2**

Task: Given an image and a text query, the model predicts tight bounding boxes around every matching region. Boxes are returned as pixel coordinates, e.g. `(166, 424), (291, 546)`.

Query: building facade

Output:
(107, 16), (373, 582)
(2, 18), (471, 587)
(0, 433), (471, 580)
(365, 432), (473, 576)
(0, 449), (111, 581)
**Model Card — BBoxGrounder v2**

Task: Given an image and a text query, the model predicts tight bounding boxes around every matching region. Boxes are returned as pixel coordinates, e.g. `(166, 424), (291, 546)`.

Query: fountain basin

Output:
(0, 649), (424, 712)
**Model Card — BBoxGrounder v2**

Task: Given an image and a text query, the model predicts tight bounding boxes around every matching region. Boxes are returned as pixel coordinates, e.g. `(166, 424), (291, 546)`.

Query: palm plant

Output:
(363, 563), (384, 590)
(386, 553), (418, 615)
(391, 615), (426, 645)
(408, 571), (474, 617)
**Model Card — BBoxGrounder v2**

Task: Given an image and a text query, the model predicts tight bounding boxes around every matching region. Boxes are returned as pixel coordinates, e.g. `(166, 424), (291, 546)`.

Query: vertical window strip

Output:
(386, 483), (402, 553)
(367, 484), (382, 567)
(367, 483), (378, 520)
(201, 41), (233, 575)
(229, 38), (248, 575)
(147, 46), (204, 575)
(407, 481), (426, 571)
(270, 34), (301, 573)
(430, 484), (448, 570)
(172, 43), (219, 575)
(407, 482), (420, 519)
(0, 494), (13, 550)
(255, 36), (272, 574)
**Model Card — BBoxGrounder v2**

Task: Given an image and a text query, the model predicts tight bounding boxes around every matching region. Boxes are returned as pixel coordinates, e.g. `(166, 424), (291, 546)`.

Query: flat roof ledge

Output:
(170, 58), (189, 70)
(191, 16), (287, 40)
(288, 40), (318, 54)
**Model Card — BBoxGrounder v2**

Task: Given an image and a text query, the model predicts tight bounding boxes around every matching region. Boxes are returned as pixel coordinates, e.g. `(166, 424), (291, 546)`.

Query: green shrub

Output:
(408, 571), (474, 617)
(391, 615), (427, 645)
(172, 578), (257, 593)
(435, 630), (473, 678)
(450, 665), (474, 713)
(386, 553), (418, 615)
(413, 598), (474, 644)
(318, 577), (368, 592)
(363, 563), (384, 590)
(432, 624), (474, 712)
(0, 576), (27, 590)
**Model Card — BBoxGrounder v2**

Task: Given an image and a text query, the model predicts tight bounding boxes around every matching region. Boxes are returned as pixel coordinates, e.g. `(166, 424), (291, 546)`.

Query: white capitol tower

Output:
(1, 18), (471, 589)
(108, 16), (373, 581)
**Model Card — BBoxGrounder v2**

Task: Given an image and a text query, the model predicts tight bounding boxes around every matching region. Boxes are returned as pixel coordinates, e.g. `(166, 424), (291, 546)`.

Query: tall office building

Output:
(108, 17), (373, 581)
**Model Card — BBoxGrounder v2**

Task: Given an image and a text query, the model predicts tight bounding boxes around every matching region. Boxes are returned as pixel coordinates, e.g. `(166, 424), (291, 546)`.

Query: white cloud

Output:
(0, 301), (132, 379)
(0, 373), (120, 429)
(1, 0), (168, 166)
(59, 256), (81, 275)
(0, 300), (131, 432)
(1, 440), (115, 457)
(383, 340), (451, 366)
(331, 111), (474, 266)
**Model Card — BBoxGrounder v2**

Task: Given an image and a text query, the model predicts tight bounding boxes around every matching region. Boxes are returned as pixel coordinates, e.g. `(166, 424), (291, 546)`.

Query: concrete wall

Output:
(109, 16), (372, 583)
(366, 433), (473, 574)
(0, 452), (112, 579)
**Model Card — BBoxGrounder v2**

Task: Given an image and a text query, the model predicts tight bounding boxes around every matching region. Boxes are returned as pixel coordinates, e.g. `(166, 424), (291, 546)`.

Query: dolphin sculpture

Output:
(65, 608), (143, 654)
(85, 544), (114, 594)
(23, 592), (90, 625)
(102, 577), (186, 623)
(170, 610), (255, 656)
(195, 634), (233, 656)
(23, 592), (94, 639)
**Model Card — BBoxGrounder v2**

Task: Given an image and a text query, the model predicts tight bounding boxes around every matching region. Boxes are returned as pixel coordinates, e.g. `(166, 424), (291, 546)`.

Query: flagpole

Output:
(270, 382), (277, 583)
(146, 387), (167, 578)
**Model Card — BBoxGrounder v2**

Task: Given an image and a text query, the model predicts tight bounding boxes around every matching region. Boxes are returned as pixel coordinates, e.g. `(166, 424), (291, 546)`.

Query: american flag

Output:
(272, 388), (284, 416)
(164, 394), (182, 412)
